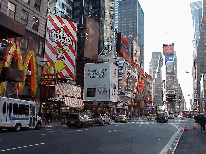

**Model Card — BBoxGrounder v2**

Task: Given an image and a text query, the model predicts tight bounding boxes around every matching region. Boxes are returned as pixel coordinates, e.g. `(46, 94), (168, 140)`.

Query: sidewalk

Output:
(41, 120), (66, 128)
(174, 123), (206, 154)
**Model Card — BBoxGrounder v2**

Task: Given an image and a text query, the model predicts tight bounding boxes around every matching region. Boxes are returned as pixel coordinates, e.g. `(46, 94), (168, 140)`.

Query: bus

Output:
(0, 96), (41, 131)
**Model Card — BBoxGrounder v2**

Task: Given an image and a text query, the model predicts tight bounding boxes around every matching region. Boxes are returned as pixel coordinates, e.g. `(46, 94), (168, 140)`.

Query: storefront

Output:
(40, 76), (83, 119)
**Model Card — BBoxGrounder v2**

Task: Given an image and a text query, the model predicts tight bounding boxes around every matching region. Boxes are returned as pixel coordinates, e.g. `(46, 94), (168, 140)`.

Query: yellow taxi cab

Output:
(115, 115), (130, 123)
(147, 114), (156, 120)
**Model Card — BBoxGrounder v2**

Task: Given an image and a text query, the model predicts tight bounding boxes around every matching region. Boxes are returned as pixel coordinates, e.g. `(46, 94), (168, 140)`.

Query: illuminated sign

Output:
(0, 44), (37, 96)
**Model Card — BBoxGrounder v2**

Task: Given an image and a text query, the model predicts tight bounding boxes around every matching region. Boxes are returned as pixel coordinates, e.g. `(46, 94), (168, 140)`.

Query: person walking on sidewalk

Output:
(45, 113), (50, 125)
(199, 114), (206, 132)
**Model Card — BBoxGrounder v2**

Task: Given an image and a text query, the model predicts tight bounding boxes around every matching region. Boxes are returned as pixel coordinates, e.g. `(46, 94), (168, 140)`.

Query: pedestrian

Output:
(45, 113), (50, 125)
(49, 112), (53, 123)
(199, 114), (206, 132)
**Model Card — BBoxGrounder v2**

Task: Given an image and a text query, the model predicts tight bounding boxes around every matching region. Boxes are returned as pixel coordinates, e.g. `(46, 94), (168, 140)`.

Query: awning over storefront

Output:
(64, 97), (83, 108)
(55, 83), (81, 98)
(0, 12), (25, 38)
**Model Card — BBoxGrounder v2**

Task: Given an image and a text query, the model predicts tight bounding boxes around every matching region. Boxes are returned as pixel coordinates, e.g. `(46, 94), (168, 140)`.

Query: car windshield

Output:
(169, 113), (174, 115)
(118, 115), (125, 118)
(149, 114), (154, 116)
(67, 114), (79, 119)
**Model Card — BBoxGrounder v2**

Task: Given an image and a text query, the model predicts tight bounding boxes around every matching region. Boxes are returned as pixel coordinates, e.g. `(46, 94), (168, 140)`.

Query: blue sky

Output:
(138, 0), (199, 109)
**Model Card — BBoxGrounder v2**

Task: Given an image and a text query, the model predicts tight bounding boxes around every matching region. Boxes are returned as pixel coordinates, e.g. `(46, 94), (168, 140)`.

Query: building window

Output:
(21, 9), (28, 25)
(7, 2), (15, 19)
(74, 2), (80, 7)
(22, 0), (29, 3)
(38, 40), (43, 55)
(49, 0), (57, 4)
(34, 0), (41, 11)
(32, 16), (39, 32)
(29, 35), (39, 53)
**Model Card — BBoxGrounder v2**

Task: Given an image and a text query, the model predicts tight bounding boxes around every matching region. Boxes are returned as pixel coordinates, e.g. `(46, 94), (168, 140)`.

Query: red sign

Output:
(163, 43), (174, 55)
(41, 74), (56, 85)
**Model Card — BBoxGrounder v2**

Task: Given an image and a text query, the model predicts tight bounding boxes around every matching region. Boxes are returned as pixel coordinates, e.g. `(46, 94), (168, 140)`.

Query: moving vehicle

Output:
(0, 97), (41, 132)
(147, 114), (156, 120)
(92, 113), (110, 125)
(115, 115), (130, 123)
(66, 113), (94, 128)
(156, 112), (168, 123)
(168, 113), (174, 119)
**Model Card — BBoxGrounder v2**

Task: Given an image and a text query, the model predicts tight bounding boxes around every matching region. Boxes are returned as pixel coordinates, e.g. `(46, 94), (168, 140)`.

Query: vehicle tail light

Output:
(65, 120), (67, 123)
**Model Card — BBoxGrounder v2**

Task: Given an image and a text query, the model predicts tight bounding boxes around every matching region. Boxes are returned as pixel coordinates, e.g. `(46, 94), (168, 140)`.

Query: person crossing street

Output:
(199, 114), (206, 132)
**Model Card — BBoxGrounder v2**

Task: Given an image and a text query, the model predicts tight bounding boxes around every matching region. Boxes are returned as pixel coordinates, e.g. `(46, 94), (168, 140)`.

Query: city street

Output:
(0, 117), (197, 154)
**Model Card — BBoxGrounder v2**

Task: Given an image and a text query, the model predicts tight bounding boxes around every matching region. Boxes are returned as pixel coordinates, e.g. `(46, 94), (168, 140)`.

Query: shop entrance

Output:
(41, 102), (61, 121)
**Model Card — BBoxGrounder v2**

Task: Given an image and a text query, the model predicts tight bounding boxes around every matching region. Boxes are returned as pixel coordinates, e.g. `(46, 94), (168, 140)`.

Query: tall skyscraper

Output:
(149, 52), (162, 79)
(116, 0), (144, 69)
(190, 1), (203, 111)
(190, 1), (202, 59)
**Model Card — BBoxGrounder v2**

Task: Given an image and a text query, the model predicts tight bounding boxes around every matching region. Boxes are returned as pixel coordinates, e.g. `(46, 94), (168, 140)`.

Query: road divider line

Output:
(0, 143), (46, 152)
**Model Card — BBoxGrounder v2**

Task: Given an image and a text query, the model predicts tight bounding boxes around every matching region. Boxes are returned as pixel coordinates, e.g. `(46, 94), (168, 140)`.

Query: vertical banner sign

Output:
(45, 14), (77, 80)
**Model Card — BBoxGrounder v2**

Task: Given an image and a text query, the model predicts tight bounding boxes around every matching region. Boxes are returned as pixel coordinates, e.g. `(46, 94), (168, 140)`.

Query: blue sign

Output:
(165, 55), (173, 62)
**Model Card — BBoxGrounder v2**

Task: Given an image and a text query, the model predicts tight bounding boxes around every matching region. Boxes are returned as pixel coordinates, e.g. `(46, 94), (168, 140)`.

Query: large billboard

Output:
(84, 63), (118, 102)
(163, 43), (174, 55)
(133, 40), (140, 65)
(116, 33), (129, 59)
(165, 55), (173, 63)
(44, 14), (77, 80)
(166, 61), (174, 75)
(166, 76), (175, 91)
(84, 16), (99, 60)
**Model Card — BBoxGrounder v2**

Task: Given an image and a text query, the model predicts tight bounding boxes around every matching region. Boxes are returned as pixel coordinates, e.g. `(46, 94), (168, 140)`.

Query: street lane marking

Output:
(0, 143), (46, 153)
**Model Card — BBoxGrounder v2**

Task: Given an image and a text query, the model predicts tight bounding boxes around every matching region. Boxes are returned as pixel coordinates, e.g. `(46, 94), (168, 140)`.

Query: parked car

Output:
(147, 114), (156, 120)
(115, 115), (130, 123)
(92, 113), (111, 126)
(66, 113), (94, 128)
(156, 112), (168, 123)
(168, 113), (175, 119)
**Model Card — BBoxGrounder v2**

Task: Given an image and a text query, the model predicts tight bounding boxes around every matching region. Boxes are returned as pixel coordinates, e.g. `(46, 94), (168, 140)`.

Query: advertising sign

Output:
(84, 63), (118, 102)
(0, 44), (38, 96)
(163, 43), (174, 55)
(133, 40), (140, 65)
(166, 76), (174, 90)
(44, 14), (77, 80)
(166, 61), (174, 74)
(165, 55), (173, 63)
(110, 63), (118, 101)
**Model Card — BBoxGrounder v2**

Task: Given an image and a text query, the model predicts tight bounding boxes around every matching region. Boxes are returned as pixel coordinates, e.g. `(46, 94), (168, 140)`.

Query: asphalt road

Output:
(0, 117), (194, 154)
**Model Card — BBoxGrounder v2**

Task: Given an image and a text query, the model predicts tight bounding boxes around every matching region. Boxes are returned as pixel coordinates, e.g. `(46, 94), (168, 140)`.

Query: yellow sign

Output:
(0, 44), (38, 96)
